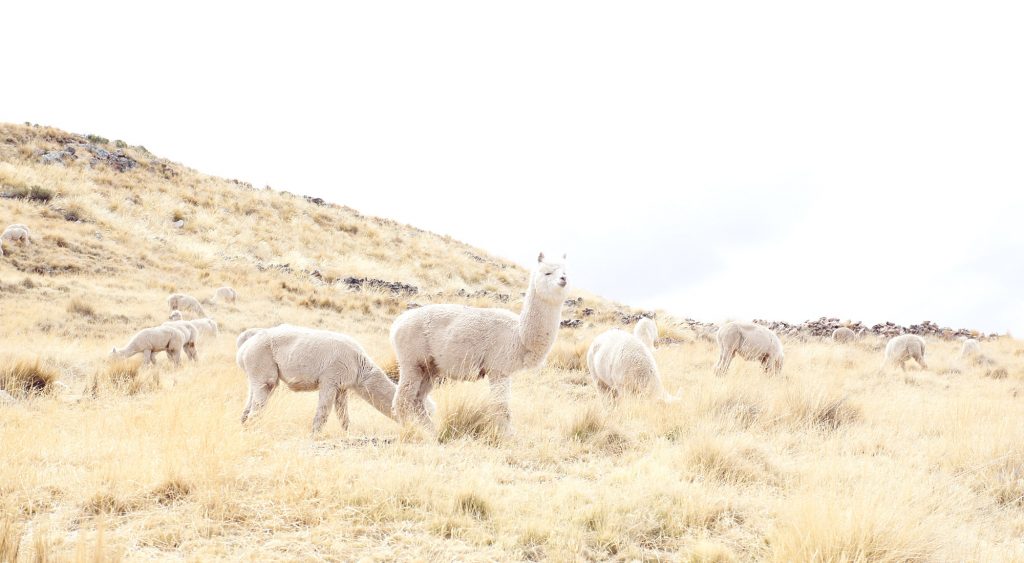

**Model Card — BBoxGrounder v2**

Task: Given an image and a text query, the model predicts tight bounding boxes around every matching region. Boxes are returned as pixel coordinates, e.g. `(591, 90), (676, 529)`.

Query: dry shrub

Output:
(985, 367), (1008, 380)
(436, 385), (506, 444)
(89, 359), (153, 396)
(149, 478), (193, 506)
(0, 358), (58, 397)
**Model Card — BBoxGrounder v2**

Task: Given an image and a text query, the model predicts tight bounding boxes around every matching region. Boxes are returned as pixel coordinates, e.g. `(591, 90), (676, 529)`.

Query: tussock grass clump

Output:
(149, 478), (193, 506)
(685, 540), (738, 563)
(684, 435), (779, 485)
(780, 386), (861, 431)
(436, 385), (507, 444)
(0, 358), (58, 396)
(454, 491), (491, 519)
(547, 337), (590, 372)
(768, 488), (941, 563)
(66, 297), (96, 317)
(2, 183), (54, 202)
(565, 403), (608, 441)
(89, 359), (153, 396)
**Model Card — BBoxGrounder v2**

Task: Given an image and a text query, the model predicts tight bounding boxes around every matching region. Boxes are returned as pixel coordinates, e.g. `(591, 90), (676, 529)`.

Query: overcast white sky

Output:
(4, 1), (1024, 334)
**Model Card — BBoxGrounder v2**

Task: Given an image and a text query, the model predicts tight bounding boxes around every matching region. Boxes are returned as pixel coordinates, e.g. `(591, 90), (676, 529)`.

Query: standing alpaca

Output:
(236, 324), (433, 436)
(714, 321), (784, 376)
(390, 252), (569, 433)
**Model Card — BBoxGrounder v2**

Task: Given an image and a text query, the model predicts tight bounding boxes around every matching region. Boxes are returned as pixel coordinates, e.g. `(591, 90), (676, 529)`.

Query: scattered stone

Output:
(561, 319), (583, 328)
(342, 277), (418, 296)
(565, 297), (584, 307)
(582, 308), (595, 317)
(305, 196), (326, 206)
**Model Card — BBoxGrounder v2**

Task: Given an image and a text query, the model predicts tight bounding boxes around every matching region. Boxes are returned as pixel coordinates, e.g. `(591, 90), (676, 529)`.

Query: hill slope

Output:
(2, 123), (1024, 561)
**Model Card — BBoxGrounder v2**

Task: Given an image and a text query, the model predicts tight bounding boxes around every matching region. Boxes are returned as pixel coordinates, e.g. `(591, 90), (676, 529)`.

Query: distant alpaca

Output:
(883, 334), (927, 370)
(832, 327), (856, 343)
(714, 321), (784, 376)
(587, 329), (676, 401)
(390, 252), (569, 433)
(213, 286), (238, 304)
(959, 338), (980, 359)
(167, 293), (206, 318)
(111, 326), (184, 366)
(236, 324), (434, 435)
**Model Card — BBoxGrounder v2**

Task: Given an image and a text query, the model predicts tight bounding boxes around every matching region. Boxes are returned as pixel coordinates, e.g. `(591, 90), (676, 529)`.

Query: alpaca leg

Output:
(334, 389), (349, 431)
(714, 350), (733, 376)
(916, 354), (928, 370)
(311, 384), (337, 437)
(143, 350), (154, 365)
(393, 361), (431, 427)
(186, 343), (198, 362)
(414, 375), (435, 420)
(242, 357), (279, 425)
(245, 381), (277, 423)
(241, 387), (254, 424)
(487, 373), (513, 434)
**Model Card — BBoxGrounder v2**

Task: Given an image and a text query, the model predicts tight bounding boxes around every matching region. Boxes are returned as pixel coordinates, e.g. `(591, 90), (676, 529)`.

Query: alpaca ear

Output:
(537, 252), (545, 263)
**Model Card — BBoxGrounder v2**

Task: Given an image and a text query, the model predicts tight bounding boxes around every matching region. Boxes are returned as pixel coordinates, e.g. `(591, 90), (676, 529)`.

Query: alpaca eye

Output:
(545, 272), (552, 276)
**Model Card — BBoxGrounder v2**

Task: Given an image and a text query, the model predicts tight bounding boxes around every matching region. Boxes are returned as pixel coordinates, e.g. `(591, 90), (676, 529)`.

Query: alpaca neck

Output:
(517, 283), (562, 363)
(354, 361), (400, 421)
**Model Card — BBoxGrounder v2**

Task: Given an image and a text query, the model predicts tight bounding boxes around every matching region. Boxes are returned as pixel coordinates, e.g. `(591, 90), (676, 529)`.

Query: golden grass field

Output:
(3, 123), (1024, 561)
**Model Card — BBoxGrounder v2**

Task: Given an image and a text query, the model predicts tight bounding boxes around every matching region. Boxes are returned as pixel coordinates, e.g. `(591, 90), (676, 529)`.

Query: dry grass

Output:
(3, 123), (1024, 560)
(0, 358), (58, 397)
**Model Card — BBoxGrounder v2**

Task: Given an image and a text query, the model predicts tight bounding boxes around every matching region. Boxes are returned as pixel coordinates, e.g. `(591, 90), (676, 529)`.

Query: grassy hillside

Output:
(3, 123), (1024, 561)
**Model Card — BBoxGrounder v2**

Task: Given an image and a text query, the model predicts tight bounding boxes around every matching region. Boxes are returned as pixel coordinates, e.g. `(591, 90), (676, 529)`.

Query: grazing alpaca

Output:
(714, 321), (784, 376)
(111, 326), (185, 366)
(236, 324), (433, 436)
(587, 329), (676, 402)
(883, 334), (927, 370)
(390, 252), (569, 433)
(832, 327), (856, 343)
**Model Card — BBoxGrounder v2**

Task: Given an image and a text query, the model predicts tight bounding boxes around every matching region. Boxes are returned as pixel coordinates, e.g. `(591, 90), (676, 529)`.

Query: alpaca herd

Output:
(81, 250), (979, 438)
(110, 290), (225, 365)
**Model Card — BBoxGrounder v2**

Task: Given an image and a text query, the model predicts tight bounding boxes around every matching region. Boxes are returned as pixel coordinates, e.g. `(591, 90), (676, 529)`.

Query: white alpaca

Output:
(633, 317), (658, 350)
(390, 252), (569, 432)
(883, 334), (928, 370)
(832, 327), (856, 343)
(162, 320), (199, 361)
(236, 324), (434, 435)
(167, 293), (206, 318)
(714, 322), (784, 376)
(188, 318), (219, 339)
(587, 329), (676, 401)
(168, 310), (183, 321)
(111, 326), (185, 365)
(213, 286), (238, 303)
(1, 226), (30, 246)
(959, 338), (980, 359)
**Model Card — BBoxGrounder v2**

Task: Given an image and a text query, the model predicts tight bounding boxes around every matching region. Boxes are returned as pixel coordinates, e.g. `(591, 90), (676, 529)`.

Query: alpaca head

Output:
(531, 252), (569, 302)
